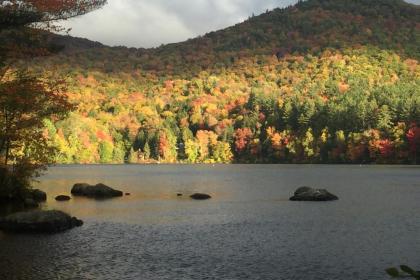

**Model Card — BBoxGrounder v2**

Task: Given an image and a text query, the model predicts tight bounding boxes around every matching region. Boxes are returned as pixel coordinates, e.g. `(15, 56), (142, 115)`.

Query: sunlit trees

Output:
(234, 128), (253, 154)
(39, 46), (419, 164)
(0, 71), (71, 194)
(0, 0), (107, 198)
(184, 139), (199, 163)
(99, 141), (113, 163)
(212, 142), (233, 163)
(158, 129), (177, 162)
(4, 0), (418, 166)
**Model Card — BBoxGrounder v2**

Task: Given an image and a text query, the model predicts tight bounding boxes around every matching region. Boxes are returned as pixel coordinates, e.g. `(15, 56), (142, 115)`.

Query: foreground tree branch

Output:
(0, 0), (107, 200)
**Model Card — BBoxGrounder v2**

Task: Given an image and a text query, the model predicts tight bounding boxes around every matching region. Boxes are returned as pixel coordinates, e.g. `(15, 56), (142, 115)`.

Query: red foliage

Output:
(378, 139), (393, 158)
(158, 132), (169, 158)
(407, 123), (420, 153)
(96, 130), (111, 142)
(234, 128), (253, 153)
(258, 112), (266, 122)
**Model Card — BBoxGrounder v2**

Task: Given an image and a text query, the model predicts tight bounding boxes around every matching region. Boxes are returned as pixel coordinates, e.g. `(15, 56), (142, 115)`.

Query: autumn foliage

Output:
(13, 0), (420, 165)
(0, 0), (106, 197)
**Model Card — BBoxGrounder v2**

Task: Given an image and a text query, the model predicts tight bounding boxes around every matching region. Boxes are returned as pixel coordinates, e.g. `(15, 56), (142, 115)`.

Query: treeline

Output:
(38, 47), (420, 164)
(24, 0), (420, 164)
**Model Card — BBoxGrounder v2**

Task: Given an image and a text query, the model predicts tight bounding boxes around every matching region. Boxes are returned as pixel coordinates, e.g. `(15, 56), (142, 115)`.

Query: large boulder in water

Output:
(190, 193), (212, 200)
(31, 189), (47, 202)
(290, 186), (338, 201)
(21, 189), (47, 204)
(0, 210), (83, 233)
(71, 183), (123, 198)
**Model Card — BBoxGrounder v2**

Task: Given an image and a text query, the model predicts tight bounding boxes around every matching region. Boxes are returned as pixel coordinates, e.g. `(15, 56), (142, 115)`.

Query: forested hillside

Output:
(29, 0), (420, 164)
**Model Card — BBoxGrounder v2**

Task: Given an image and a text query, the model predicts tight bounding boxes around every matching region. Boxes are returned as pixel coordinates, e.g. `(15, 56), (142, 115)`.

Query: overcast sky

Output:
(61, 0), (420, 48)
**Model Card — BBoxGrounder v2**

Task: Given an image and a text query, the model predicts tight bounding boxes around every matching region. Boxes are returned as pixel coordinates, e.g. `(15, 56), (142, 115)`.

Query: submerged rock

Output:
(71, 183), (123, 198)
(190, 193), (212, 200)
(0, 210), (83, 233)
(55, 195), (71, 201)
(290, 186), (338, 201)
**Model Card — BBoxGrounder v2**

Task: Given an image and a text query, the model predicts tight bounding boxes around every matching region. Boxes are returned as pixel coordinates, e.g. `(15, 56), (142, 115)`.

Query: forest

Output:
(24, 0), (420, 164)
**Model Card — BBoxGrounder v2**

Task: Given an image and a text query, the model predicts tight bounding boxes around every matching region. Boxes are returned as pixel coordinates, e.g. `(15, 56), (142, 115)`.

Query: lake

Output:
(0, 164), (419, 280)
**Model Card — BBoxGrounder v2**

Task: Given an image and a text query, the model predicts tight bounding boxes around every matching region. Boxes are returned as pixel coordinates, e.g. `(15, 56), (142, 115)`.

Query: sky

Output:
(61, 0), (420, 49)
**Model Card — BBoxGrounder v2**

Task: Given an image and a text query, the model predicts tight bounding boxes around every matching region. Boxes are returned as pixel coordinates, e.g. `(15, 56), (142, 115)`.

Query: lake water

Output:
(0, 165), (419, 280)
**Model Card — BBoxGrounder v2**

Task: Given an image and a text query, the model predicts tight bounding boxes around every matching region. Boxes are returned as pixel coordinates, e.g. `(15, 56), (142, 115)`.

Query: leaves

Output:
(4, 0), (419, 165)
(386, 265), (420, 279)
(386, 268), (400, 278)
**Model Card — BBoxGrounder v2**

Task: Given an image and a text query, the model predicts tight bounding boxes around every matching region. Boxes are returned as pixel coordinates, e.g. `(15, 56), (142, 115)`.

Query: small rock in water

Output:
(177, 193), (183, 197)
(71, 183), (123, 198)
(0, 210), (83, 233)
(190, 193), (212, 200)
(55, 195), (71, 201)
(290, 186), (338, 201)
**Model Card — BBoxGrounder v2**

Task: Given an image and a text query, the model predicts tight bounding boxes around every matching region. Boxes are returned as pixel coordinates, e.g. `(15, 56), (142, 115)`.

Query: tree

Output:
(157, 130), (177, 162)
(128, 147), (138, 164)
(407, 123), (420, 164)
(184, 139), (199, 163)
(99, 141), (113, 163)
(212, 142), (233, 163)
(234, 128), (253, 154)
(0, 71), (71, 193)
(302, 128), (315, 160)
(0, 0), (107, 28)
(0, 0), (107, 63)
(143, 142), (151, 161)
(0, 0), (107, 198)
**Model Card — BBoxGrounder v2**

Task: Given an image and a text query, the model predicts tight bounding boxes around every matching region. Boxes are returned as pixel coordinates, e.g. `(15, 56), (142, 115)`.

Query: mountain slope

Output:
(45, 0), (419, 76)
(32, 0), (420, 164)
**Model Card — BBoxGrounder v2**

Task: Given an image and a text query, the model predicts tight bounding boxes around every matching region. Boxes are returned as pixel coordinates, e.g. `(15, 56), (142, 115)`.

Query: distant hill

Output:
(50, 34), (104, 52)
(47, 0), (419, 75)
(31, 0), (420, 164)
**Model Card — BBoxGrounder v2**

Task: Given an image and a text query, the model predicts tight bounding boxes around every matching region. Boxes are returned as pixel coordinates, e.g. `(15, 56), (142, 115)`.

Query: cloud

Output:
(61, 0), (296, 48)
(61, 0), (420, 48)
(61, 1), (195, 48)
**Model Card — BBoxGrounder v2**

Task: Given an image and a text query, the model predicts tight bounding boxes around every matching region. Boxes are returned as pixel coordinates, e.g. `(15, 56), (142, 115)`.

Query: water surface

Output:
(0, 165), (419, 280)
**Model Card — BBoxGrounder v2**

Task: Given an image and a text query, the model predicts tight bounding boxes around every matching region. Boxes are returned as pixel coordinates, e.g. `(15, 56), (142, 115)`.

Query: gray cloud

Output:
(61, 0), (420, 48)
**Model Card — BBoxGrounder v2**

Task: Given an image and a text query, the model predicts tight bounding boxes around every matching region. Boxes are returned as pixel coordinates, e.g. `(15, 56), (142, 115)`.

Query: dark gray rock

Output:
(71, 183), (91, 195)
(71, 183), (123, 198)
(31, 189), (47, 202)
(290, 186), (338, 201)
(55, 195), (71, 201)
(190, 193), (211, 200)
(0, 210), (83, 233)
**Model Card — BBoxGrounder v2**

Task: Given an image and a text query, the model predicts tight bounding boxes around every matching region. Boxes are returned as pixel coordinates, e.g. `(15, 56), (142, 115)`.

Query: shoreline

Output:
(46, 162), (420, 167)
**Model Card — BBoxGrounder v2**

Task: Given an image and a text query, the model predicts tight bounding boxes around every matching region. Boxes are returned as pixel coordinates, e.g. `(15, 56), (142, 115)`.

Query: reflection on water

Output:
(0, 164), (419, 280)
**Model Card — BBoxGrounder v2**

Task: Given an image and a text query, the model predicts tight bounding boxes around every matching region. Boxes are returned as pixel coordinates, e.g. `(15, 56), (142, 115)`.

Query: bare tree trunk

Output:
(4, 139), (9, 166)
(0, 107), (5, 153)
(2, 108), (9, 166)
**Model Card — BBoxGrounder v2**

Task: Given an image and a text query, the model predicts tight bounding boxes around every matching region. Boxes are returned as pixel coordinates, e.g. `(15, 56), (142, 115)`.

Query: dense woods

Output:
(26, 0), (420, 164)
(0, 0), (107, 198)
